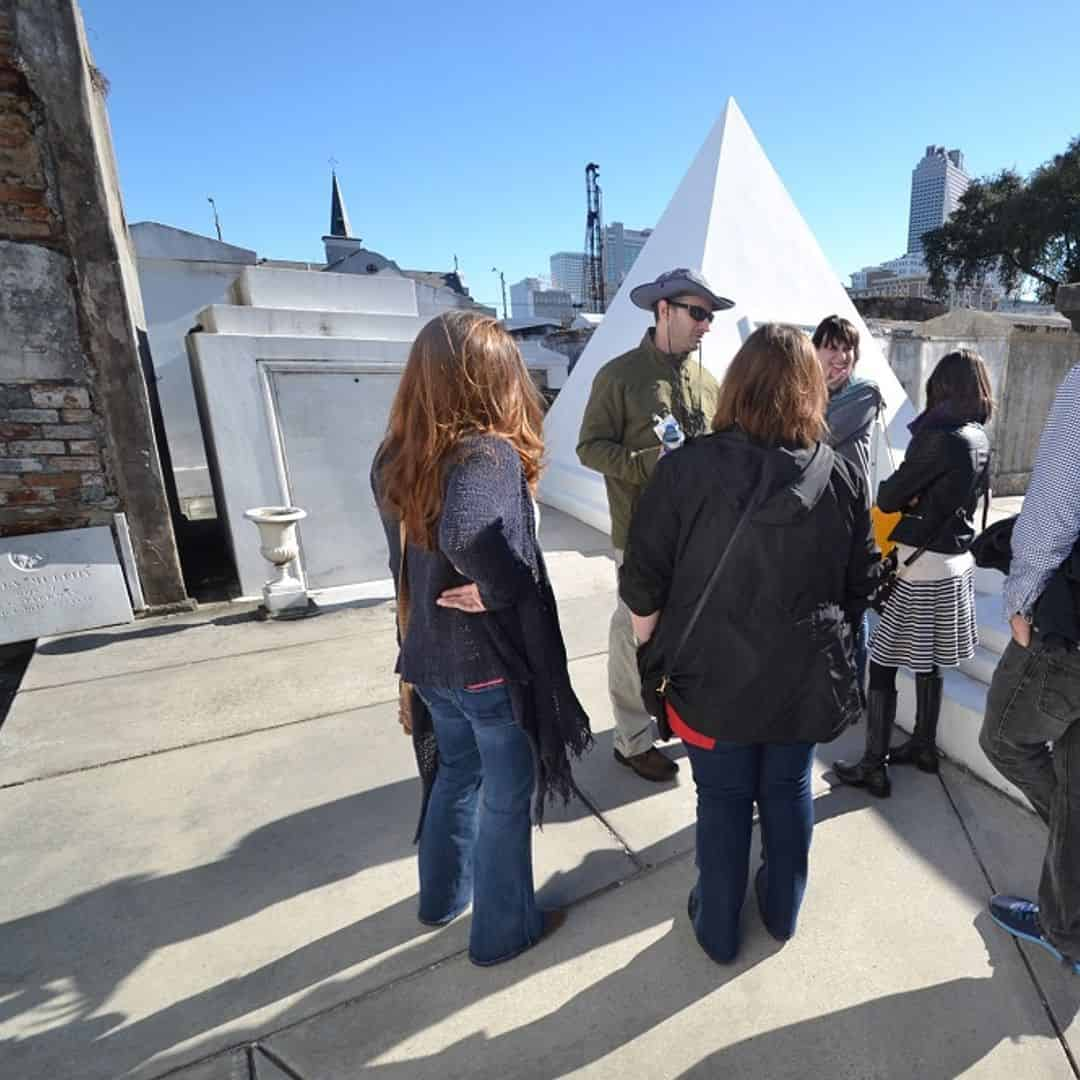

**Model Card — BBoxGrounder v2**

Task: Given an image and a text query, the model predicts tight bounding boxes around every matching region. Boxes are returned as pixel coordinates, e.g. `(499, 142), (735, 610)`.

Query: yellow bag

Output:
(872, 506), (902, 558)
(870, 412), (901, 557)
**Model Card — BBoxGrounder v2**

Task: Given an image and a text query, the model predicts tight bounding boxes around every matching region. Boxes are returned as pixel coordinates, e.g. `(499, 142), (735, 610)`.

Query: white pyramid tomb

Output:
(540, 97), (914, 534)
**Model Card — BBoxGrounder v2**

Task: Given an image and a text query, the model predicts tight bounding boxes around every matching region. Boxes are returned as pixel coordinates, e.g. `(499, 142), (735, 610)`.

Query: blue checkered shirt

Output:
(1005, 363), (1080, 617)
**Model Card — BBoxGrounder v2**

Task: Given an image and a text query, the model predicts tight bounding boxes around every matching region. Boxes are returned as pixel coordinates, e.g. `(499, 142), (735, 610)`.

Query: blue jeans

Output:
(415, 683), (543, 965)
(685, 740), (816, 963)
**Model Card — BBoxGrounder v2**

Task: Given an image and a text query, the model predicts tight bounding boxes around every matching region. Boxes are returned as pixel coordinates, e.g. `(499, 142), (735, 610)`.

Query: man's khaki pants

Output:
(610, 549), (658, 758)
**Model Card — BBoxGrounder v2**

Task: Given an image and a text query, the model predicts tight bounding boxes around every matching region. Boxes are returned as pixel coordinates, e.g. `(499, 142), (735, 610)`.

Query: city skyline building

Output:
(510, 276), (575, 322)
(550, 222), (652, 310)
(907, 145), (970, 256)
(603, 222), (652, 298)
(550, 251), (586, 305)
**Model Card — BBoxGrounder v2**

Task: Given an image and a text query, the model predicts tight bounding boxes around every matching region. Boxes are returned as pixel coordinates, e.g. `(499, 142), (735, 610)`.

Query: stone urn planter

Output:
(243, 506), (312, 618)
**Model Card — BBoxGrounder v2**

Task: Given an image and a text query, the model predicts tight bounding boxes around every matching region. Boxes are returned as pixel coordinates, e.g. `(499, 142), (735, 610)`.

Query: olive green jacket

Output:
(576, 330), (720, 549)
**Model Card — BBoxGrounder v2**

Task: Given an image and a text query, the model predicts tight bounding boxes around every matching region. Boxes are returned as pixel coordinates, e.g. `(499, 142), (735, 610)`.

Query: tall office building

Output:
(510, 277), (574, 322)
(550, 252), (587, 305)
(907, 146), (970, 256)
(603, 222), (652, 296)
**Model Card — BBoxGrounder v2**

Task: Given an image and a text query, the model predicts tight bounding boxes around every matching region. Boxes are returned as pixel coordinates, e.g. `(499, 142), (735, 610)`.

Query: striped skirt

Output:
(869, 545), (978, 673)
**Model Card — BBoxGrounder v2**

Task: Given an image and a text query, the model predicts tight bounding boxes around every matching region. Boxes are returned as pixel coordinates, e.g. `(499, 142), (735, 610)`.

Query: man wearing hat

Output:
(577, 268), (734, 782)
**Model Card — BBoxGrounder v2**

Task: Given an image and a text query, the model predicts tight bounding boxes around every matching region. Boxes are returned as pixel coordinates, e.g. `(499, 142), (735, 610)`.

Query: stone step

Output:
(975, 592), (1012, 655)
(974, 566), (1006, 596)
(959, 643), (1001, 686)
(895, 666), (1028, 808)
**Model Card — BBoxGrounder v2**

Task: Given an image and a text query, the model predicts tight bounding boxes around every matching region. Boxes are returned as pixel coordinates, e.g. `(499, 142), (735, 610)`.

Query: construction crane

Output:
(584, 163), (605, 314)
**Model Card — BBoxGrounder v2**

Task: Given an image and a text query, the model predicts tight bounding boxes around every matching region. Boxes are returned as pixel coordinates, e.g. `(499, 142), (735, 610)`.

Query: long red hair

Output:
(377, 311), (545, 549)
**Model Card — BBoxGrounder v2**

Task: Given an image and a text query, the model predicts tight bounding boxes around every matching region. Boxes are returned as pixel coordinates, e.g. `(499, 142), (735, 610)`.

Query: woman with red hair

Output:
(372, 310), (591, 967)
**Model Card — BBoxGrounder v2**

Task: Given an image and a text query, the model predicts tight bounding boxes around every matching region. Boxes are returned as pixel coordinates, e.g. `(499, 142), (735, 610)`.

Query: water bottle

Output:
(660, 417), (685, 456)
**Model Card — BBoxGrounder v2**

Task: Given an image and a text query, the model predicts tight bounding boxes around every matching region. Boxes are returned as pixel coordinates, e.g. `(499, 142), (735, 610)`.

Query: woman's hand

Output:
(437, 583), (487, 614)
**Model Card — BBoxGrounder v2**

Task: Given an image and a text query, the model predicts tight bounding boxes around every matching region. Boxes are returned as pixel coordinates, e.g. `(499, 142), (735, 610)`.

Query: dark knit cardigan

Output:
(372, 435), (592, 834)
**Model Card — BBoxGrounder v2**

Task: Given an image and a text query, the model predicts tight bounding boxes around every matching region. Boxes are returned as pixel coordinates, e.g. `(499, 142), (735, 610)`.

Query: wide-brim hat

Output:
(629, 268), (734, 312)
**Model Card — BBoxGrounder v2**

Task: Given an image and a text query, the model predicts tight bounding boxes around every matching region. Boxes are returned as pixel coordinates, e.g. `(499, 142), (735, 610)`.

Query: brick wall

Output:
(0, 4), (119, 538)
(0, 383), (114, 535)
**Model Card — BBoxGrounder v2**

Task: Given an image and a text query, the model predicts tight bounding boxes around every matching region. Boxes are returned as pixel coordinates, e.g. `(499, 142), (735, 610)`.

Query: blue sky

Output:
(81, 0), (1078, 312)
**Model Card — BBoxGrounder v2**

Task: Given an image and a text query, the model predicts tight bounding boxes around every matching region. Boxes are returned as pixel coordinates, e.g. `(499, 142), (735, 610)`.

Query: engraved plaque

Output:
(0, 526), (134, 645)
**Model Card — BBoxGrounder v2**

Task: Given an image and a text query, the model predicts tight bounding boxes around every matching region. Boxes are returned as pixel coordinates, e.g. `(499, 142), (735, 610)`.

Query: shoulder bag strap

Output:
(662, 457), (776, 681)
(902, 456), (993, 570)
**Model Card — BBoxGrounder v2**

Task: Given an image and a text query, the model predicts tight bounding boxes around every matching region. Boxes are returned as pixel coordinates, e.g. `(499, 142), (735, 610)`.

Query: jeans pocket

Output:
(458, 683), (515, 727)
(1038, 654), (1080, 726)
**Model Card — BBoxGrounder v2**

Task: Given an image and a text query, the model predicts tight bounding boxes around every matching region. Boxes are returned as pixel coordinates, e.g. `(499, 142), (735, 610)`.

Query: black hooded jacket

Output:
(619, 429), (879, 745)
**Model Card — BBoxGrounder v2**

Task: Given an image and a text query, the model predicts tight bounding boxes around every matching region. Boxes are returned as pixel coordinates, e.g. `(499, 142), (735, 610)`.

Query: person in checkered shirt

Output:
(981, 362), (1080, 975)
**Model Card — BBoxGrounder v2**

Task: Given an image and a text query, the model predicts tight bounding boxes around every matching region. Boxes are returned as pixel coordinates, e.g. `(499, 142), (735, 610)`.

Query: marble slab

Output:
(0, 526), (133, 645)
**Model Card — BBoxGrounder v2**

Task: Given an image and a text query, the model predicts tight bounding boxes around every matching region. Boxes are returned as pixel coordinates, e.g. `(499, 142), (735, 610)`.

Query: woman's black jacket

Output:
(878, 416), (990, 554)
(619, 430), (879, 745)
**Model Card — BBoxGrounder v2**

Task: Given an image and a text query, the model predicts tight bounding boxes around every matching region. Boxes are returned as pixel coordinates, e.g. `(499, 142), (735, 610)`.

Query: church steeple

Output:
(329, 169), (353, 239)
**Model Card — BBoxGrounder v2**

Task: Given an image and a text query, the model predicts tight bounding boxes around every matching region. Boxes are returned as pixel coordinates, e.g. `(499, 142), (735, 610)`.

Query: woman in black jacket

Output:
(620, 324), (879, 964)
(834, 349), (992, 797)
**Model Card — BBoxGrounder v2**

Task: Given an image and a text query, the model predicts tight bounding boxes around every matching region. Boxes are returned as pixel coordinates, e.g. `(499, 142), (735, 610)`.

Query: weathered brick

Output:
(0, 140), (41, 185)
(41, 423), (93, 439)
(8, 440), (64, 455)
(4, 486), (54, 505)
(51, 456), (98, 471)
(31, 386), (90, 409)
(0, 214), (52, 239)
(0, 386), (31, 409)
(67, 440), (98, 455)
(0, 180), (45, 205)
(0, 458), (43, 472)
(0, 423), (37, 439)
(0, 475), (21, 490)
(60, 408), (92, 423)
(0, 70), (25, 95)
(80, 482), (106, 504)
(28, 473), (83, 491)
(1, 408), (58, 423)
(0, 511), (91, 533)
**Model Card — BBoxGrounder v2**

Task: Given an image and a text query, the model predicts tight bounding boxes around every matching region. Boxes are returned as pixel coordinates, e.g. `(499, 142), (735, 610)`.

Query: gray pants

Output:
(610, 549), (658, 758)
(980, 634), (1080, 958)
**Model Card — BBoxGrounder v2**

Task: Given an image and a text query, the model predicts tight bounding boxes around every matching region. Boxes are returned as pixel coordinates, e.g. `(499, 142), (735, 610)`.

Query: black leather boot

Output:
(833, 689), (895, 798)
(889, 671), (943, 773)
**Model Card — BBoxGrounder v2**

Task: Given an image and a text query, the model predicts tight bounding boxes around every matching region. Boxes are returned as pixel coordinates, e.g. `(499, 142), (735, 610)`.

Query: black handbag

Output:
(970, 515), (1016, 574)
(635, 460), (777, 739)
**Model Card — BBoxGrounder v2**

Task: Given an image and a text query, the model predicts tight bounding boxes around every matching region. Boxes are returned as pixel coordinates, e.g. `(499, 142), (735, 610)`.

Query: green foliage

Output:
(923, 136), (1080, 304)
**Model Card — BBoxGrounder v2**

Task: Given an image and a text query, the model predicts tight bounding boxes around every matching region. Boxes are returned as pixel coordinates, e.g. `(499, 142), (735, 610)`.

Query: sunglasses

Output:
(666, 300), (714, 324)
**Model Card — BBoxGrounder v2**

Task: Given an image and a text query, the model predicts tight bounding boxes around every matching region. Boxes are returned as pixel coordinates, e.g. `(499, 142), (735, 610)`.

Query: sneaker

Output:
(614, 746), (678, 782)
(989, 895), (1080, 974)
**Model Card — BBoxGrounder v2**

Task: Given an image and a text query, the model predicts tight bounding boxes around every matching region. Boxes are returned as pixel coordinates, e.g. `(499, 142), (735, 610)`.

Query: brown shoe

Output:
(614, 745), (679, 782)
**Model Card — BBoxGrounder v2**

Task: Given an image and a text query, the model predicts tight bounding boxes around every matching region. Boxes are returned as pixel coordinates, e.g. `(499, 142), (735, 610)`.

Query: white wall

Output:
(137, 256), (252, 507)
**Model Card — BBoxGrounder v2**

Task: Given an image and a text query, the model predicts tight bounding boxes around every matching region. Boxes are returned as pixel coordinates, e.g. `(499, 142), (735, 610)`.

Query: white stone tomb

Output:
(539, 98), (915, 534)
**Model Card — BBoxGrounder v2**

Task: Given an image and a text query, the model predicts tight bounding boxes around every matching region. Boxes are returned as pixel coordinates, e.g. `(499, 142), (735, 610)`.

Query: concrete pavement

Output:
(0, 507), (1077, 1079)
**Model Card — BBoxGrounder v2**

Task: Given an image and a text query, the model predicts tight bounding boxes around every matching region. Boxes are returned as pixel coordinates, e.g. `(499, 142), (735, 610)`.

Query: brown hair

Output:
(712, 323), (827, 448)
(811, 314), (860, 366)
(926, 348), (994, 424)
(378, 311), (545, 549)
